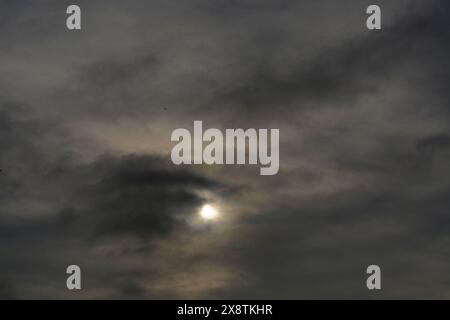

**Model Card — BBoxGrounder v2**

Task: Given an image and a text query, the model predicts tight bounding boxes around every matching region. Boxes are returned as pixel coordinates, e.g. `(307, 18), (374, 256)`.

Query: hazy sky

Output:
(0, 0), (449, 299)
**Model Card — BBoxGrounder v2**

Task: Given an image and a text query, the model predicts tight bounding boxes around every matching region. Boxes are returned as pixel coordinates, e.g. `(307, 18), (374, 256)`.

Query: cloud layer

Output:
(0, 0), (449, 299)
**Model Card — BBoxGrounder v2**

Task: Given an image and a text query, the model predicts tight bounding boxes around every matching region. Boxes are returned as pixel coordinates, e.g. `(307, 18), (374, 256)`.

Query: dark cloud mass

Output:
(66, 154), (222, 239)
(0, 0), (450, 299)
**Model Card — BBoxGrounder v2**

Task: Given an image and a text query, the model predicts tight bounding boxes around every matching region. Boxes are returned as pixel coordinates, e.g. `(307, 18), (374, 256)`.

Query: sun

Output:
(200, 204), (219, 220)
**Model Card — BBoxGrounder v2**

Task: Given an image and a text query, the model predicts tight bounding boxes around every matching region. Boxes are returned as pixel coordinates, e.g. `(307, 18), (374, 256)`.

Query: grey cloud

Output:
(2, 151), (224, 239)
(206, 2), (450, 117)
(64, 154), (223, 239)
(417, 134), (450, 155)
(1, 0), (450, 299)
(0, 279), (16, 300)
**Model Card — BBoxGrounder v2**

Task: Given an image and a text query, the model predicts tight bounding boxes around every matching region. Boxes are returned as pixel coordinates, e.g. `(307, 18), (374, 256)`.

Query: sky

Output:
(0, 0), (450, 299)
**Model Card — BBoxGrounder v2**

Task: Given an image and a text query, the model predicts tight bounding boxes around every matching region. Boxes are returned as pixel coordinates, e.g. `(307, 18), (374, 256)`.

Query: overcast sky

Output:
(0, 0), (449, 299)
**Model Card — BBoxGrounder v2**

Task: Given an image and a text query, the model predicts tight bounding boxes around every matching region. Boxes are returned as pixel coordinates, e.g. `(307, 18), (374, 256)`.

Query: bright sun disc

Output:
(200, 204), (218, 220)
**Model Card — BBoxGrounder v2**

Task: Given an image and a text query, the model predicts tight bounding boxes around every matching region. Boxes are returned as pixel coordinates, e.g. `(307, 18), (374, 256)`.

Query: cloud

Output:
(60, 154), (224, 240)
(417, 134), (450, 155)
(0, 0), (450, 299)
(0, 106), (230, 298)
(205, 1), (450, 117)
(0, 279), (16, 299)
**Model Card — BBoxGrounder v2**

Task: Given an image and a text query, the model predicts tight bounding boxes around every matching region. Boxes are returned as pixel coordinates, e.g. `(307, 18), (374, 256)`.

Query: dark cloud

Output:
(1, 147), (224, 240)
(0, 0), (450, 299)
(417, 134), (450, 155)
(64, 154), (223, 239)
(0, 279), (16, 300)
(206, 1), (450, 117)
(0, 106), (228, 298)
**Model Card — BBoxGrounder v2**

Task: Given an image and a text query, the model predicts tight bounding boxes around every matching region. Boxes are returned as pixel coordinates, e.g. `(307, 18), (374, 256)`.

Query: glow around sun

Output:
(200, 204), (219, 220)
